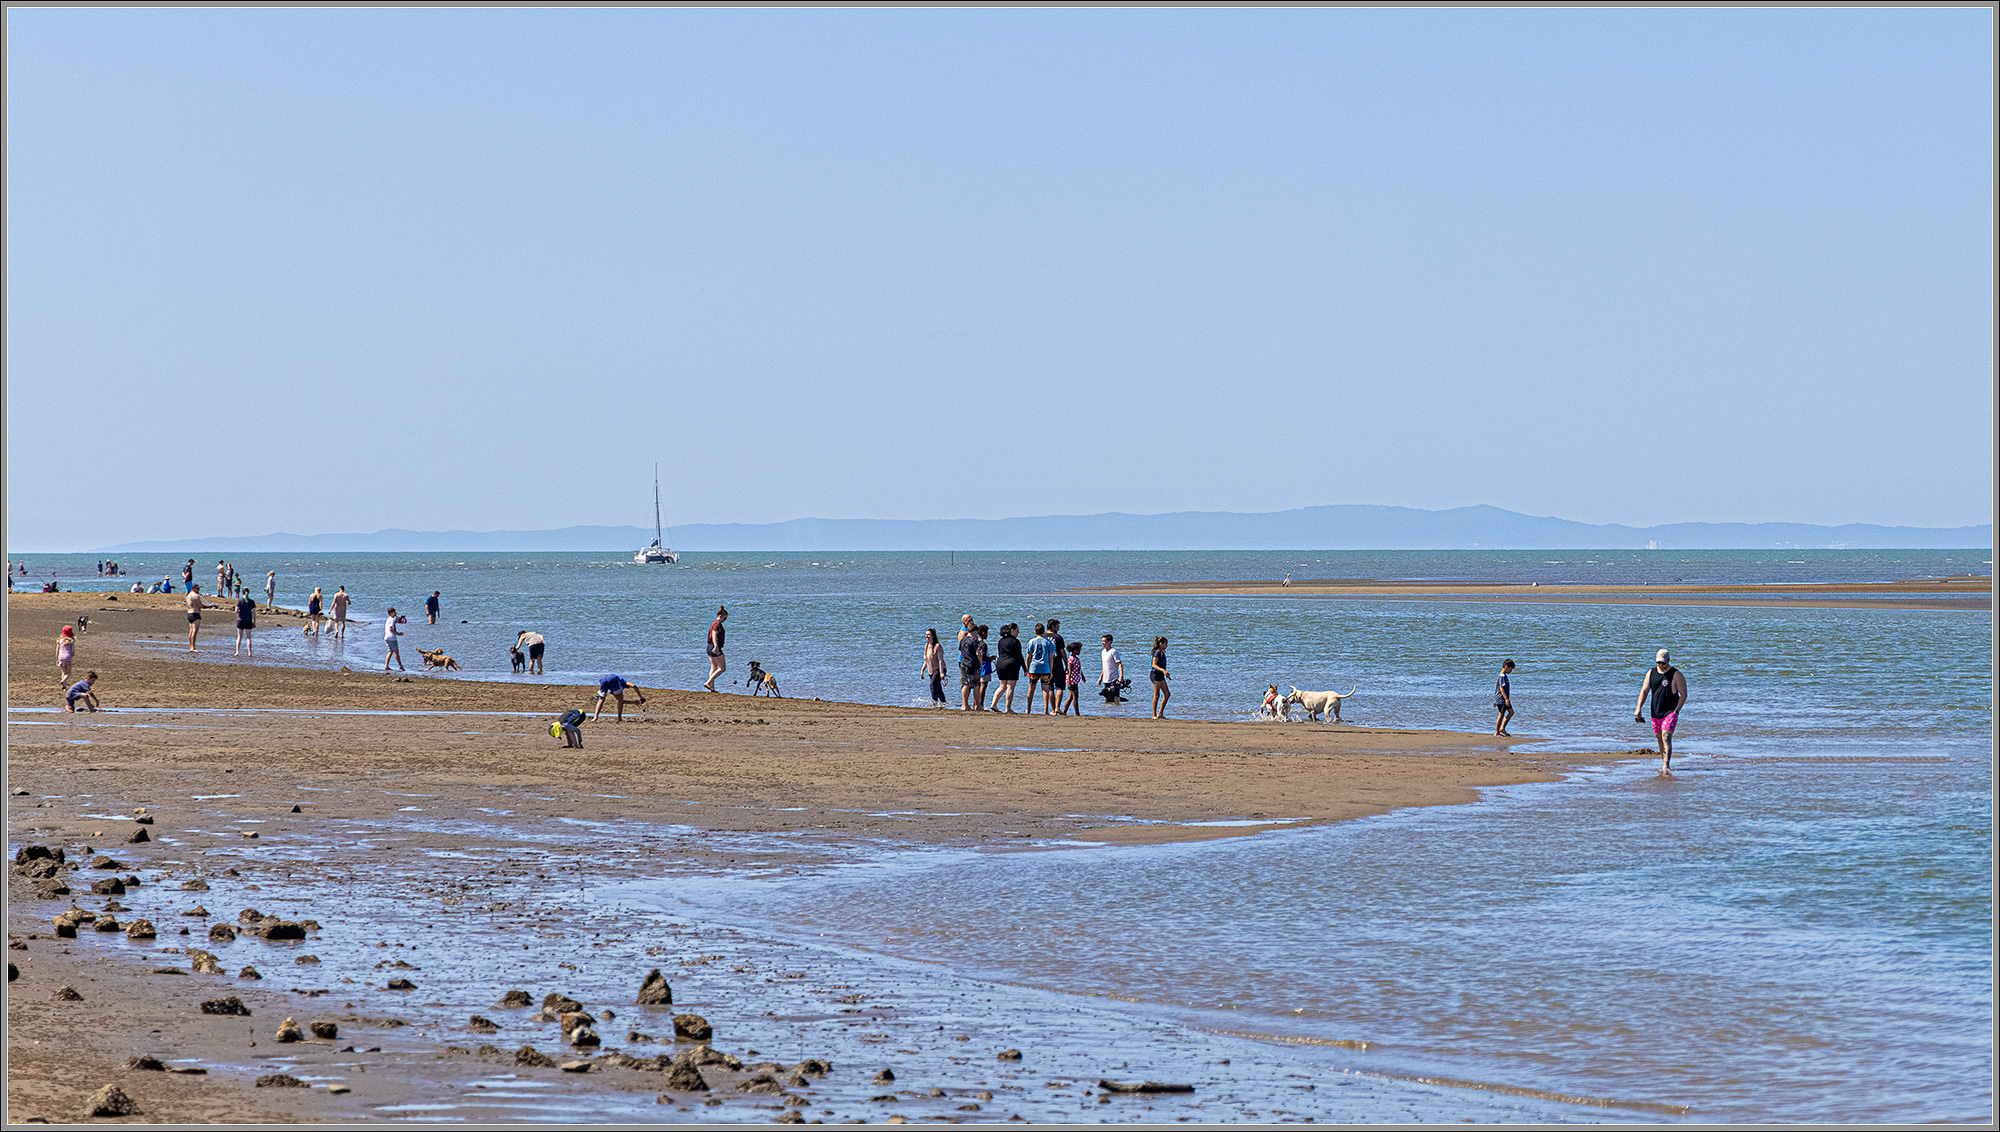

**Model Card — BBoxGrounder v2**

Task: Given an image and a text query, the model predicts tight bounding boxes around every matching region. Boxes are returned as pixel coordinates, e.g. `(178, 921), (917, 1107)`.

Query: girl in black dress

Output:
(1150, 636), (1171, 719)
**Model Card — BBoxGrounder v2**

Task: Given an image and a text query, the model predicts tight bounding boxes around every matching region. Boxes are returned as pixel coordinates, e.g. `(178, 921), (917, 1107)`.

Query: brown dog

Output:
(417, 647), (461, 671)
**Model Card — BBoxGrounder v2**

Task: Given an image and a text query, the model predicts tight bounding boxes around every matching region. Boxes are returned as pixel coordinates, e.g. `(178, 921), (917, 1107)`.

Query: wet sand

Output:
(1069, 575), (1993, 611)
(6, 591), (1630, 1122)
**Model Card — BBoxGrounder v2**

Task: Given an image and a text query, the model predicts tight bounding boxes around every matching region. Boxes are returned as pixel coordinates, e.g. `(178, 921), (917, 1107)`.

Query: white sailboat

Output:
(635, 466), (678, 564)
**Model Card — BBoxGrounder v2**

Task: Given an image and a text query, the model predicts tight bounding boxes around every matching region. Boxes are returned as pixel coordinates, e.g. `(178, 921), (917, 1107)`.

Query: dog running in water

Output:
(743, 661), (781, 697)
(1281, 685), (1357, 724)
(416, 647), (461, 671)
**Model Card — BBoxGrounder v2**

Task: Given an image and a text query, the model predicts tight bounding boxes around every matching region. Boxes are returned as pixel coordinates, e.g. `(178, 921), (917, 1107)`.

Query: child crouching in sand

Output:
(551, 708), (585, 748)
(65, 672), (99, 713)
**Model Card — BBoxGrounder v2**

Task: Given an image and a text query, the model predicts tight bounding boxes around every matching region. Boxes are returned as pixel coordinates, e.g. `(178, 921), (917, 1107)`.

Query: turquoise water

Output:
(19, 549), (1994, 1120)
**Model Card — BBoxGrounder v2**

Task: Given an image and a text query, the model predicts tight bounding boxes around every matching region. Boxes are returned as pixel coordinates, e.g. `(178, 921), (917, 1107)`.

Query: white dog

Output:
(1283, 685), (1356, 724)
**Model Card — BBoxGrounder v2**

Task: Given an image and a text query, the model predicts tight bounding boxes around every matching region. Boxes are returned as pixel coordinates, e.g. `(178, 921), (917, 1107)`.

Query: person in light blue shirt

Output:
(1024, 623), (1058, 714)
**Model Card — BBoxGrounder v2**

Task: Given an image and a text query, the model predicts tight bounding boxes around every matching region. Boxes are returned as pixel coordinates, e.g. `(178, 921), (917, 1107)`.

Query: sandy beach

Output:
(1069, 575), (1993, 611)
(4, 590), (1637, 1123)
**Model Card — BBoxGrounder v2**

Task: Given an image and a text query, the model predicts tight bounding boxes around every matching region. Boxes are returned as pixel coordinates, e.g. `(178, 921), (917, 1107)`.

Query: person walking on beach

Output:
(1150, 636), (1172, 719)
(185, 585), (208, 652)
(1061, 642), (1085, 715)
(383, 607), (406, 672)
(425, 591), (441, 625)
(991, 624), (1024, 712)
(306, 587), (324, 635)
(1101, 634), (1125, 703)
(1494, 659), (1516, 736)
(956, 614), (980, 710)
(923, 629), (949, 706)
(1025, 623), (1057, 714)
(517, 629), (545, 675)
(1045, 619), (1067, 711)
(57, 625), (75, 687)
(234, 589), (258, 657)
(703, 606), (728, 692)
(330, 586), (352, 640)
(1635, 649), (1688, 772)
(264, 570), (277, 609)
(593, 674), (647, 721)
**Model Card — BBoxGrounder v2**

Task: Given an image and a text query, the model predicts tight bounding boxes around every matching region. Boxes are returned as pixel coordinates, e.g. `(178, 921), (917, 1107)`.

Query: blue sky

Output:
(6, 8), (1992, 550)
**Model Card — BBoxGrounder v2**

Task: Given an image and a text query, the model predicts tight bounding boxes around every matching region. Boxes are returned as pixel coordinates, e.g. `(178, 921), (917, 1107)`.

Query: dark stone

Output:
(692, 1047), (742, 1069)
(239, 966), (261, 980)
(560, 1059), (593, 1073)
(598, 1008), (616, 1021)
(182, 905), (208, 917)
(627, 1031), (652, 1043)
(497, 989), (533, 1009)
(259, 921), (307, 941)
(672, 1013), (713, 1042)
(134, 815), (154, 824)
(125, 919), (156, 940)
(468, 1015), (499, 1033)
(32, 879), (69, 900)
(569, 1027), (601, 1049)
(208, 924), (236, 942)
(516, 1045), (557, 1068)
(126, 1056), (166, 1071)
(16, 858), (59, 880)
(83, 1085), (141, 1117)
(7, 963), (14, 982)
(53, 985), (83, 1001)
(93, 917), (121, 933)
(386, 978), (416, 990)
(776, 1110), (806, 1124)
(122, 874), (142, 887)
(126, 828), (150, 844)
(179, 878), (210, 891)
(542, 992), (582, 1014)
(737, 1073), (785, 1094)
(91, 878), (125, 895)
(996, 1049), (1022, 1061)
(255, 1074), (307, 1088)
(310, 1021), (338, 1039)
(872, 1068), (895, 1084)
(89, 856), (122, 870)
(14, 846), (55, 865)
(664, 1061), (710, 1092)
(295, 955), (320, 965)
(200, 996), (251, 1016)
(290, 805), (302, 813)
(636, 968), (673, 1005)
(476, 1043), (502, 1056)
(238, 908), (267, 924)
(275, 1018), (304, 1042)
(1097, 1079), (1195, 1094)
(795, 1059), (831, 1076)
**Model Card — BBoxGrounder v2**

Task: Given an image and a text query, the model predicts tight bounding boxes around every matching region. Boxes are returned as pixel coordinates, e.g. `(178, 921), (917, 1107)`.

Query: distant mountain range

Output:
(88, 505), (1993, 553)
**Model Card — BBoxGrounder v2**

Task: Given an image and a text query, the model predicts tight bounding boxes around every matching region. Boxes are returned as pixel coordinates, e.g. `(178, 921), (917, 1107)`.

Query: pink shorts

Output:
(1652, 711), (1679, 736)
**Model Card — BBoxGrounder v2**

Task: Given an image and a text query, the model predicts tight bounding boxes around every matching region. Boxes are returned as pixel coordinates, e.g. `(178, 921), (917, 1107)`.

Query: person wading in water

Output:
(1635, 649), (1689, 772)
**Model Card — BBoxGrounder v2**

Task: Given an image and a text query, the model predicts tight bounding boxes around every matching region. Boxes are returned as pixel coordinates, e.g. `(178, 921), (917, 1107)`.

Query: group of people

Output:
(926, 615), (1174, 719)
(93, 561), (126, 576)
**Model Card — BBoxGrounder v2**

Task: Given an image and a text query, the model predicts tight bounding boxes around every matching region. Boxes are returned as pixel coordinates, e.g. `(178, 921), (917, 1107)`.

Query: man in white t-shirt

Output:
(383, 607), (405, 672)
(1100, 634), (1125, 703)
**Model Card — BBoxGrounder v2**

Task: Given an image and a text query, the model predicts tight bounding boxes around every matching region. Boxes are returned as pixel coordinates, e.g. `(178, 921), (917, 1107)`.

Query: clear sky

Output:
(6, 7), (1992, 550)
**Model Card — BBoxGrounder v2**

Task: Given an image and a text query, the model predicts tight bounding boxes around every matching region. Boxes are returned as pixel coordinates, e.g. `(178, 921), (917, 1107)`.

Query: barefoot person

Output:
(65, 672), (99, 713)
(922, 628), (948, 706)
(990, 624), (1023, 712)
(1494, 659), (1516, 736)
(1100, 634), (1126, 704)
(703, 606), (728, 692)
(516, 629), (545, 675)
(1024, 623), (1057, 713)
(264, 570), (277, 609)
(57, 625), (75, 687)
(185, 585), (208, 652)
(1635, 649), (1688, 772)
(330, 586), (352, 640)
(1061, 642), (1085, 715)
(234, 590), (258, 657)
(592, 674), (647, 721)
(1150, 636), (1172, 719)
(425, 590), (441, 625)
(306, 587), (324, 635)
(957, 616), (981, 710)
(384, 608), (406, 671)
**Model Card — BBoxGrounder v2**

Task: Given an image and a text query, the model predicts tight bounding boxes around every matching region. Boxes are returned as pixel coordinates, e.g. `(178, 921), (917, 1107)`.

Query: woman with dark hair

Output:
(704, 606), (728, 692)
(975, 625), (993, 710)
(1150, 636), (1171, 719)
(991, 624), (1025, 712)
(922, 629), (948, 706)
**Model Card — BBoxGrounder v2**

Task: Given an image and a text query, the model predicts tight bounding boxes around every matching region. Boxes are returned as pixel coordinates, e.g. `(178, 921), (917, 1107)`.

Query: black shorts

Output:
(960, 664), (979, 688)
(528, 642), (544, 660)
(237, 620), (254, 630)
(188, 612), (201, 623)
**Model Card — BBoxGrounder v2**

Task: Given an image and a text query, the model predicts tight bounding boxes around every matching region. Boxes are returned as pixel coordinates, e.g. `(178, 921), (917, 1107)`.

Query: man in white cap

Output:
(1635, 649), (1689, 771)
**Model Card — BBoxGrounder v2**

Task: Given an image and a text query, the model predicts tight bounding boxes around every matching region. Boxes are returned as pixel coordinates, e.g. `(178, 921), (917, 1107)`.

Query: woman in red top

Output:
(703, 607), (728, 692)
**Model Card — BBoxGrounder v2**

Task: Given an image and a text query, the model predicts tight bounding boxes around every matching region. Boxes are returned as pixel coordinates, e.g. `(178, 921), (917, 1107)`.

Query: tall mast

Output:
(654, 464), (663, 544)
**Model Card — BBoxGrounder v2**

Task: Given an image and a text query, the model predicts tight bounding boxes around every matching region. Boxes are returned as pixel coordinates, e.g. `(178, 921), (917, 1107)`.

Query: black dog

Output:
(1098, 677), (1132, 703)
(509, 646), (527, 674)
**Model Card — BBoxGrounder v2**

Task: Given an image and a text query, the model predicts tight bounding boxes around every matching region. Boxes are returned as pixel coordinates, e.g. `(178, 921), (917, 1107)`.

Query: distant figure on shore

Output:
(1494, 659), (1515, 736)
(1025, 623), (1057, 714)
(1045, 619), (1068, 711)
(1283, 573), (1291, 586)
(1061, 642), (1085, 715)
(306, 587), (324, 635)
(216, 560), (227, 597)
(923, 629), (948, 706)
(65, 672), (99, 713)
(384, 607), (406, 671)
(975, 625), (993, 708)
(703, 606), (728, 692)
(425, 591), (441, 625)
(265, 570), (277, 608)
(57, 625), (75, 686)
(1150, 636), (1172, 719)
(1100, 634), (1126, 703)
(990, 624), (1023, 712)
(330, 586), (352, 640)
(593, 674), (646, 721)
(957, 614), (980, 710)
(182, 560), (194, 591)
(96, 561), (103, 576)
(185, 585), (208, 652)
(235, 590), (258, 657)
(1636, 649), (1688, 772)
(517, 629), (545, 675)
(160, 574), (172, 594)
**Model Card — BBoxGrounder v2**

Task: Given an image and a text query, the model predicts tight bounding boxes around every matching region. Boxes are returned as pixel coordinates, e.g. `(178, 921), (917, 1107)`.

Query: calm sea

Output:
(24, 549), (1995, 1120)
